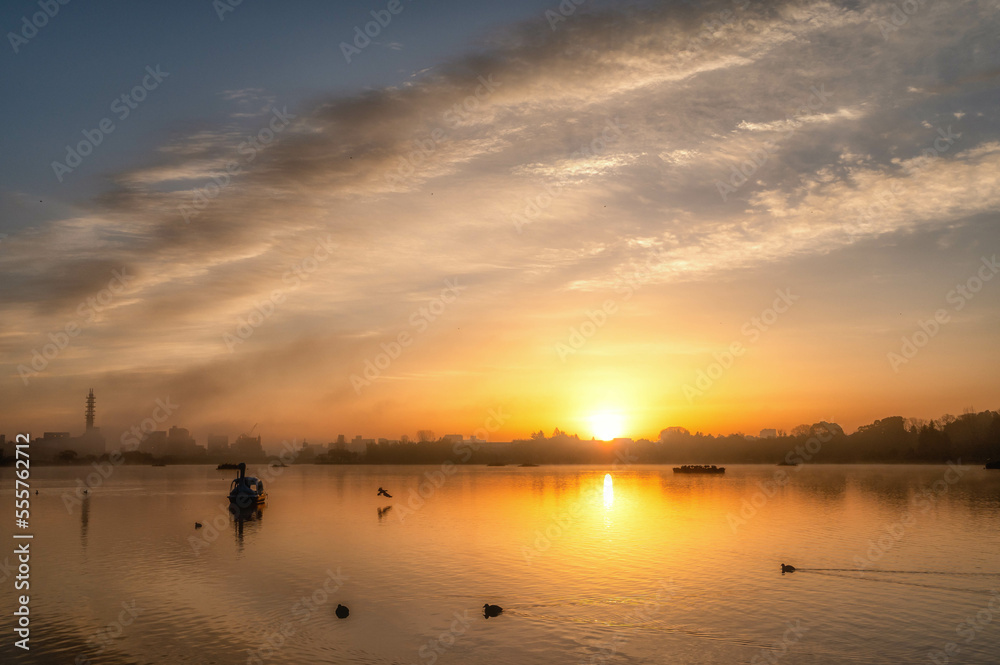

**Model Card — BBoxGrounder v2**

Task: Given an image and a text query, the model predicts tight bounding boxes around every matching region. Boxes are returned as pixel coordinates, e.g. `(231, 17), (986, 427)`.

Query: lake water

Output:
(2, 463), (1000, 664)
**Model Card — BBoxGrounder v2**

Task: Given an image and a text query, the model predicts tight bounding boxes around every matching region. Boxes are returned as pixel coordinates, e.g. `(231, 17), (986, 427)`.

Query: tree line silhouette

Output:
(314, 409), (1000, 465)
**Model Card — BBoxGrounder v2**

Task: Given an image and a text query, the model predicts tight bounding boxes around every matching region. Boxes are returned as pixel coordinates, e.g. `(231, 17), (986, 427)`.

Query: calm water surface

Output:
(2, 464), (1000, 664)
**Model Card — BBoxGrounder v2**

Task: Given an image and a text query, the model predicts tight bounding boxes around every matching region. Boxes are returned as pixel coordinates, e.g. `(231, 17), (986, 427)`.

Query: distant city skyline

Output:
(4, 389), (989, 462)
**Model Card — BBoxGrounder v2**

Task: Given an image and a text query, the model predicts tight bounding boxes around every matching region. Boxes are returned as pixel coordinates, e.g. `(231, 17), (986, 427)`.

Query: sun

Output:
(589, 412), (625, 441)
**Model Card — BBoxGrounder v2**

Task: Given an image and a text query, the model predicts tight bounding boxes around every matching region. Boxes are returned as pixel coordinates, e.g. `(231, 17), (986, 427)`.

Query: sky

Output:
(1, 0), (998, 447)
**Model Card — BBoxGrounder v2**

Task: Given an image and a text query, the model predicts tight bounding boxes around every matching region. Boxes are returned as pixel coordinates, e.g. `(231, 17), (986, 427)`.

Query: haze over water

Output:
(3, 464), (1000, 664)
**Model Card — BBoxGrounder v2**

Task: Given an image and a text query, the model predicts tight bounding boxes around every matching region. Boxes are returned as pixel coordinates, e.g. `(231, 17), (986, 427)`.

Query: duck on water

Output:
(483, 603), (503, 618)
(229, 463), (267, 506)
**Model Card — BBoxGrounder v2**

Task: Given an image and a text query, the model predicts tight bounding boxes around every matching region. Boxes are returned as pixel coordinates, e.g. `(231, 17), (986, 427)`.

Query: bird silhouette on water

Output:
(781, 563), (796, 574)
(195, 522), (203, 529)
(377, 487), (392, 498)
(336, 604), (350, 619)
(483, 603), (503, 618)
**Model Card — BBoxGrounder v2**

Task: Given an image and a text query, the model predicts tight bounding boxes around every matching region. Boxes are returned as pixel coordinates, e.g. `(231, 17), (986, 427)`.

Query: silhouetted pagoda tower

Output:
(85, 389), (96, 432)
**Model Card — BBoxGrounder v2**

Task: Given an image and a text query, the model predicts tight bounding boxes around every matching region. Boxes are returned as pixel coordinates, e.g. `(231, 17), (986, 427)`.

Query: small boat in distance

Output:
(985, 460), (1000, 469)
(486, 462), (506, 467)
(229, 463), (267, 506)
(217, 463), (240, 470)
(776, 460), (799, 466)
(673, 465), (725, 474)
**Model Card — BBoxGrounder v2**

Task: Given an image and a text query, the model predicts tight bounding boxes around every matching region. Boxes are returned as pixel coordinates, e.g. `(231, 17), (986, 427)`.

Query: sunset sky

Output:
(2, 0), (998, 446)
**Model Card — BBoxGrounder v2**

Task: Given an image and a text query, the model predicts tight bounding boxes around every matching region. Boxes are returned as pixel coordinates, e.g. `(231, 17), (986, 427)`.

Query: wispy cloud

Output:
(2, 0), (998, 437)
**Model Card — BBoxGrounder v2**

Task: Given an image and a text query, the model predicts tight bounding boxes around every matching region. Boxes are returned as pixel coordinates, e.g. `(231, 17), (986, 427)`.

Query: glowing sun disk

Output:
(590, 412), (624, 440)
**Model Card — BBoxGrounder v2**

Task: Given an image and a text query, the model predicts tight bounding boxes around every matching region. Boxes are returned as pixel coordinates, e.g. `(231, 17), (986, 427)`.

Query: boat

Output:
(985, 460), (1000, 469)
(486, 462), (506, 467)
(776, 461), (799, 467)
(672, 465), (725, 474)
(217, 463), (240, 470)
(228, 463), (267, 506)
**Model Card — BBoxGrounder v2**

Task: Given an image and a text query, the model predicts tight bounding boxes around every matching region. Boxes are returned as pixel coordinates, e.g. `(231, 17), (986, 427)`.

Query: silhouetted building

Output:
(35, 432), (71, 460)
(32, 390), (107, 459)
(231, 433), (265, 459)
(166, 426), (204, 458)
(72, 389), (106, 456)
(139, 431), (168, 457)
(348, 435), (374, 453)
(207, 434), (230, 455)
(297, 440), (319, 461)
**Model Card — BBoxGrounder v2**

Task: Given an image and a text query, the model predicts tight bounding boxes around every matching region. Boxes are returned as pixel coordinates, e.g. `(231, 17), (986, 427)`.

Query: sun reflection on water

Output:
(604, 473), (614, 508)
